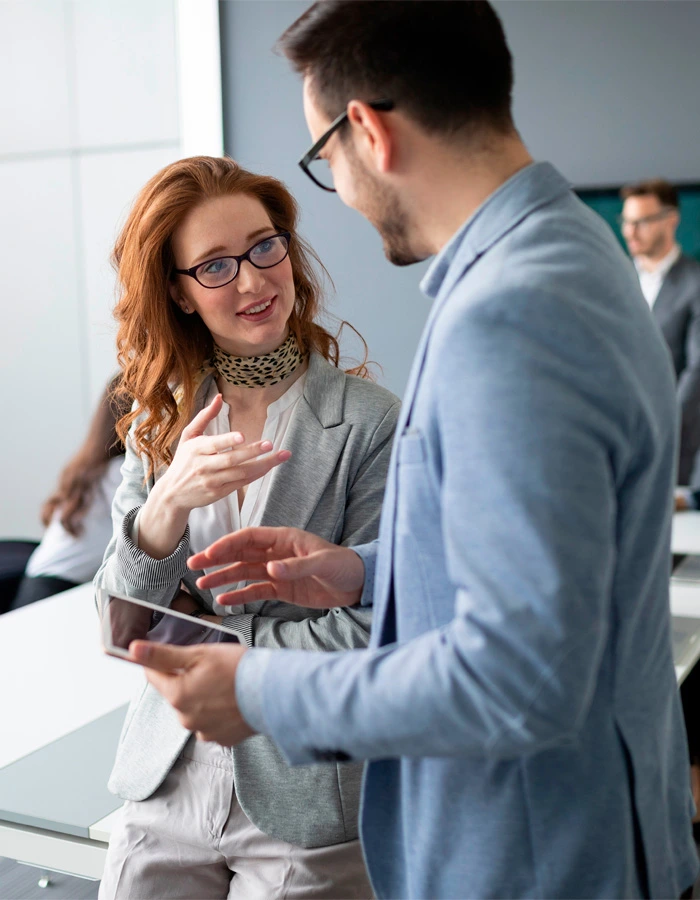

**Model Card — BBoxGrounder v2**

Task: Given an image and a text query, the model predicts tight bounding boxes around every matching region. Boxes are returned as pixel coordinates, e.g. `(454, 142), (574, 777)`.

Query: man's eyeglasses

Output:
(617, 208), (675, 230)
(299, 99), (395, 192)
(173, 232), (291, 289)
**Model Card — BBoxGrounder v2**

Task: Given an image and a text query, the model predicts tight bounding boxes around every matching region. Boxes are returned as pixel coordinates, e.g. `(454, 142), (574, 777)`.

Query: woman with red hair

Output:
(95, 156), (399, 899)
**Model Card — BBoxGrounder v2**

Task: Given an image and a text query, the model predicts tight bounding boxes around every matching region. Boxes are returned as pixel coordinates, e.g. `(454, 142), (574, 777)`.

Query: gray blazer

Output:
(94, 352), (400, 848)
(652, 254), (700, 483)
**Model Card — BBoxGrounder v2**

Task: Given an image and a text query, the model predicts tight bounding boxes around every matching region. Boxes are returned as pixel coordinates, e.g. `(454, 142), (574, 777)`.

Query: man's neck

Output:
(635, 242), (679, 274)
(408, 132), (534, 256)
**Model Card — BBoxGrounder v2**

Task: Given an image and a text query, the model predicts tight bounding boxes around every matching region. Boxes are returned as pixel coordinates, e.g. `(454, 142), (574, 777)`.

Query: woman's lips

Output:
(236, 296), (277, 321)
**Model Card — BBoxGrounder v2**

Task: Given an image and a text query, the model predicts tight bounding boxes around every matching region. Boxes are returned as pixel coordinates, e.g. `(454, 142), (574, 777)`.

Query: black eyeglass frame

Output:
(173, 232), (292, 289)
(616, 207), (676, 229)
(298, 99), (395, 192)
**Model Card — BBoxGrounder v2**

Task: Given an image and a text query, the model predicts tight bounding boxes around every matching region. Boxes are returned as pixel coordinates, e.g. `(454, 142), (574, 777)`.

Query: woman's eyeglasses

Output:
(173, 232), (291, 289)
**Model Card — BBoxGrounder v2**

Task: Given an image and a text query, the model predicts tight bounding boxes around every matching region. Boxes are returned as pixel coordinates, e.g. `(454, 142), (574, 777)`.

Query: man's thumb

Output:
(267, 551), (328, 581)
(129, 639), (193, 673)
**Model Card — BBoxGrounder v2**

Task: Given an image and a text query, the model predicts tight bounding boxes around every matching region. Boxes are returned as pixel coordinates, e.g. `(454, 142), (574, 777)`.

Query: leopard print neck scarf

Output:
(211, 332), (306, 387)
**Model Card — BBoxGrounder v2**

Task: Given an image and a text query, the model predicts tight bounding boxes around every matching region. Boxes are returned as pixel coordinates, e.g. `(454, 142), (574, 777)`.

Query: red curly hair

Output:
(112, 156), (369, 476)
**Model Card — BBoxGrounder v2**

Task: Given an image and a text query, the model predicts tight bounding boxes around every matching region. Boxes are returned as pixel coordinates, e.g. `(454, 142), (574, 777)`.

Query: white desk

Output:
(0, 583), (144, 879)
(670, 579), (700, 683)
(672, 511), (700, 556)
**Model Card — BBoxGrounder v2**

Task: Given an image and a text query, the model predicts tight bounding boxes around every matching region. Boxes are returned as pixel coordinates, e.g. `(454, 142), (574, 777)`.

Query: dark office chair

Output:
(0, 540), (40, 614)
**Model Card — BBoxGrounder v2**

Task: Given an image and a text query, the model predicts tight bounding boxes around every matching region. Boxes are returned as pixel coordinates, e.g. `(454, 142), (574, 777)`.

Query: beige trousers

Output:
(99, 738), (373, 900)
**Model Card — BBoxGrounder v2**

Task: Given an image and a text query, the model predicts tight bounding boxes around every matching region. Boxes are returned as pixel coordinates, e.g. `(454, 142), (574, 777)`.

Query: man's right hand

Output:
(188, 527), (366, 609)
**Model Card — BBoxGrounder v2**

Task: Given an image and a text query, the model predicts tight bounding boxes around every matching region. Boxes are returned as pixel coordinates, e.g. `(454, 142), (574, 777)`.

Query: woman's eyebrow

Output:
(191, 228), (277, 267)
(190, 245), (227, 266)
(246, 225), (277, 241)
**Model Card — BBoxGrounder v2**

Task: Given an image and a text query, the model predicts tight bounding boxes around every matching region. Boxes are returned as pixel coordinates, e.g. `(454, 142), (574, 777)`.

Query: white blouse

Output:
(187, 372), (307, 611)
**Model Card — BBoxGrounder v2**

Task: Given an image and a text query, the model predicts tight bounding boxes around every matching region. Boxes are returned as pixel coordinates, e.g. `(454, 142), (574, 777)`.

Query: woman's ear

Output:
(169, 281), (192, 314)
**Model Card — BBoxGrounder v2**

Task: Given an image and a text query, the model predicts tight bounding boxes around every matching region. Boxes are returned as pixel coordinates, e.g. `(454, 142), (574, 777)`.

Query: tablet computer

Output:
(98, 588), (239, 665)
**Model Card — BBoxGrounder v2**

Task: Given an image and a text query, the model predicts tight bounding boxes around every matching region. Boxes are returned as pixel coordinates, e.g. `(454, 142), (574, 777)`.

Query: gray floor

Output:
(0, 857), (99, 899)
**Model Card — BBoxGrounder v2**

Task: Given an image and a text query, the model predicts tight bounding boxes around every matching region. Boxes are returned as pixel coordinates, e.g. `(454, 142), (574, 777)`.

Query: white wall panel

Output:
(0, 158), (86, 539)
(79, 145), (182, 408)
(72, 0), (179, 149)
(0, 2), (72, 155)
(0, 0), (220, 544)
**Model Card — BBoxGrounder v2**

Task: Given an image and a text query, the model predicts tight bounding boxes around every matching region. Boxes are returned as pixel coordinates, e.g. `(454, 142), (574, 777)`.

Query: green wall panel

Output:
(577, 185), (700, 262)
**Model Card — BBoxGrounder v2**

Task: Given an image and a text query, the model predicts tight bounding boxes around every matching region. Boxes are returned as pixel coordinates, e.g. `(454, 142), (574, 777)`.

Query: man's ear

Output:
(169, 281), (192, 313)
(346, 100), (393, 174)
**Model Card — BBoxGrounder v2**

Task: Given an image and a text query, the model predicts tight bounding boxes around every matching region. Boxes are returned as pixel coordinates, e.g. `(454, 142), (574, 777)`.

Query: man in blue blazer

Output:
(135, 3), (698, 897)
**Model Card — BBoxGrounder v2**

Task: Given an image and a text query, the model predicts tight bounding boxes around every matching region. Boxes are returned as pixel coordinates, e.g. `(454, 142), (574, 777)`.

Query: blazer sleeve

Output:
(237, 288), (643, 762)
(676, 266), (700, 483)
(241, 399), (400, 651)
(93, 432), (190, 608)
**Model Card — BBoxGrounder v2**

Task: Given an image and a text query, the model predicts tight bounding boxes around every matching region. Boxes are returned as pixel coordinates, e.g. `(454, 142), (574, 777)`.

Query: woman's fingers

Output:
(181, 393), (223, 441)
(207, 431), (246, 453)
(217, 450), (291, 488)
(197, 447), (291, 491)
(208, 439), (275, 467)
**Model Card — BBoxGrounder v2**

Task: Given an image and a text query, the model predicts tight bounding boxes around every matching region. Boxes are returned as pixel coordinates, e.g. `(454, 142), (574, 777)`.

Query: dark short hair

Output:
(620, 179), (679, 209)
(277, 0), (514, 139)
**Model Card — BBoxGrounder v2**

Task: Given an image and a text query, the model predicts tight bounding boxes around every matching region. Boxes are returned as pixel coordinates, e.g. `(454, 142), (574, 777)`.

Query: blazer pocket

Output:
(398, 427), (427, 465)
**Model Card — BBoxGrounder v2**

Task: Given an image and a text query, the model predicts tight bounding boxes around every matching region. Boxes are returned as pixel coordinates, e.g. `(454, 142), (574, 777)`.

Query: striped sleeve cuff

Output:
(221, 613), (257, 648)
(116, 506), (190, 591)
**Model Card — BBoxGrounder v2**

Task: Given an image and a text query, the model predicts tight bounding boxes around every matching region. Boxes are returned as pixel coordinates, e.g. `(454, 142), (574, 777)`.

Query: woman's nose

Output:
(236, 259), (265, 293)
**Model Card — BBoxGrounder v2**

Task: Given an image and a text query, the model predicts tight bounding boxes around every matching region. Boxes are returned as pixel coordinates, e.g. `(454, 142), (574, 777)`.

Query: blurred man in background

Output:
(621, 179), (700, 485)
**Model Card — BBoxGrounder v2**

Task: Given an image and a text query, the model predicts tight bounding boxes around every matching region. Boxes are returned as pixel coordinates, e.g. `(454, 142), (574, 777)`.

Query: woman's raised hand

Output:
(137, 395), (291, 559)
(155, 394), (290, 513)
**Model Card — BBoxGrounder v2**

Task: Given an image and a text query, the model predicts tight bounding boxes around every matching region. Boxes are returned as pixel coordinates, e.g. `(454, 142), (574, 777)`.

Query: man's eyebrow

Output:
(190, 227), (277, 267)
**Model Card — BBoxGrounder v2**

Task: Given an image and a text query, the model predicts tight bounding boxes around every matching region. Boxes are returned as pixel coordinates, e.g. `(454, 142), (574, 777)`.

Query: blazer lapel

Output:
(260, 354), (350, 532)
(653, 259), (684, 323)
(373, 164), (573, 640)
(371, 249), (477, 635)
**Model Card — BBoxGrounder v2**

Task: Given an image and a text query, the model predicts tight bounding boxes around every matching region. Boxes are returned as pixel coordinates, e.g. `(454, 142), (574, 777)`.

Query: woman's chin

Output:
(218, 323), (290, 358)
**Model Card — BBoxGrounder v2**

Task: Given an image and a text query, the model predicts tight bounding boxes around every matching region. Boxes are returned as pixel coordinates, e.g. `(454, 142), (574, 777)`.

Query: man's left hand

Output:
(129, 640), (255, 746)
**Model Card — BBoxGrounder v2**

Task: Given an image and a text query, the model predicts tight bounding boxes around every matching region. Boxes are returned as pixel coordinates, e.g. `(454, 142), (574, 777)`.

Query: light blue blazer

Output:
(238, 163), (699, 898)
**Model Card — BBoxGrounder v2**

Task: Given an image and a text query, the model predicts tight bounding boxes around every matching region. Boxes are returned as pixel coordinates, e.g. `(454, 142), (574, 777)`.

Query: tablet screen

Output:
(98, 589), (239, 663)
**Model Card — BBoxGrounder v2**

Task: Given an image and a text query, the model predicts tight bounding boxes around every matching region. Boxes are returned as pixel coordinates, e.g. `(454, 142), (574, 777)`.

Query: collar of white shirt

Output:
(635, 243), (681, 307)
(634, 243), (681, 280)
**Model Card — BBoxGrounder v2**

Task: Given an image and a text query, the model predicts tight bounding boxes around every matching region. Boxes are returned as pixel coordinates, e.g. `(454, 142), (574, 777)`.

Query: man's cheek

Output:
(335, 175), (362, 213)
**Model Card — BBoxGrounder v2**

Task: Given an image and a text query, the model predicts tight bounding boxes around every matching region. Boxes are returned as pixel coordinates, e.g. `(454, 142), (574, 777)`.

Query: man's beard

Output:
(375, 189), (419, 266)
(635, 230), (670, 261)
(347, 150), (429, 266)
